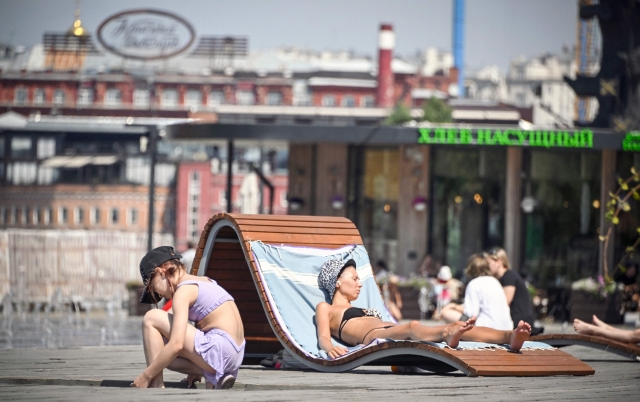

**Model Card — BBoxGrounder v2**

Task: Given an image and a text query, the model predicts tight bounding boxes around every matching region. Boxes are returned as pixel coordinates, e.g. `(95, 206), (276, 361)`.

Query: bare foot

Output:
(443, 316), (476, 348)
(509, 321), (531, 351)
(573, 318), (596, 335)
(148, 375), (165, 388)
(591, 315), (609, 329)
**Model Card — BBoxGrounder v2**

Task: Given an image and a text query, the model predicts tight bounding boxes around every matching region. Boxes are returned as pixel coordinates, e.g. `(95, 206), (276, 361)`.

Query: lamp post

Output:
(146, 76), (157, 252)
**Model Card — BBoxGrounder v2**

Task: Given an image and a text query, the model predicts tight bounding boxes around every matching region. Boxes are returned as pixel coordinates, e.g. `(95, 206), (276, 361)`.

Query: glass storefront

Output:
(522, 150), (601, 286)
(356, 147), (400, 272)
(349, 144), (611, 283)
(430, 148), (506, 276)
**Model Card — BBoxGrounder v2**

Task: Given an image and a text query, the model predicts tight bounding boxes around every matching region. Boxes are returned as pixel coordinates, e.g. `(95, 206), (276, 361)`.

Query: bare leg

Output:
(460, 320), (531, 351)
(141, 310), (167, 388)
(574, 317), (640, 343)
(141, 309), (216, 388)
(167, 357), (204, 376)
(361, 317), (475, 347)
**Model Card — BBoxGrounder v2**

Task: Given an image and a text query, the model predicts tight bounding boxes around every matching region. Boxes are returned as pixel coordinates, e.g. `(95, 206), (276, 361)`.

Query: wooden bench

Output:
(530, 334), (640, 362)
(192, 213), (595, 376)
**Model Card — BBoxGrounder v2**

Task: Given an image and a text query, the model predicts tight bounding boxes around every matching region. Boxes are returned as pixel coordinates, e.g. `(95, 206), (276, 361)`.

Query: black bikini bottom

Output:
(361, 325), (393, 344)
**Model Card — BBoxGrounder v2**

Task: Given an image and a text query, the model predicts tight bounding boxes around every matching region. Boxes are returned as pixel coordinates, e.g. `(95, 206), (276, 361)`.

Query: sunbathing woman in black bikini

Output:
(316, 259), (531, 359)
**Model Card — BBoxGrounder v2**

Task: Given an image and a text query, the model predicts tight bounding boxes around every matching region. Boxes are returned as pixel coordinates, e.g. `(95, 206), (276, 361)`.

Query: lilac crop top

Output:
(176, 278), (234, 322)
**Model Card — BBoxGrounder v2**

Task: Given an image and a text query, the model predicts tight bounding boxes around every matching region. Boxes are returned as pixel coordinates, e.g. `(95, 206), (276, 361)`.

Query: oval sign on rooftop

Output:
(97, 9), (196, 60)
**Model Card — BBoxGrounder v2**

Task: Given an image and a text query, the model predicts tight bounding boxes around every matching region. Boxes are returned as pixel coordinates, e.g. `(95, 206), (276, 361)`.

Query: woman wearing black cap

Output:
(131, 246), (245, 389)
(316, 259), (531, 359)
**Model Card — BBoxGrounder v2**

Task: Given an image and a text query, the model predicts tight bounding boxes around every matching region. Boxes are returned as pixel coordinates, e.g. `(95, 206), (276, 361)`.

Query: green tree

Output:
(422, 97), (452, 123)
(384, 103), (413, 125)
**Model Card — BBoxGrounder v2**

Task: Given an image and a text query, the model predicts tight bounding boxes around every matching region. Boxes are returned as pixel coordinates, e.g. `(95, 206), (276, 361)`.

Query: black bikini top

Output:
(337, 307), (383, 343)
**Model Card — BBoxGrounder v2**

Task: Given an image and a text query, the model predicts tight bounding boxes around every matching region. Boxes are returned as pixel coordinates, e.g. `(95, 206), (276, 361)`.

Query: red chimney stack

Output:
(376, 23), (395, 108)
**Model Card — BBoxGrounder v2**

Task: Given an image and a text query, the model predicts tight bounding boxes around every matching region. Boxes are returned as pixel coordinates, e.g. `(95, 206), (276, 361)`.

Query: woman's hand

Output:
(131, 372), (151, 388)
(183, 374), (201, 388)
(327, 346), (349, 359)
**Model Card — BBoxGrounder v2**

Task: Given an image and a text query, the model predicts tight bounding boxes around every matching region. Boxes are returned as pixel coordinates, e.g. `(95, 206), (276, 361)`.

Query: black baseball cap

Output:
(139, 246), (182, 304)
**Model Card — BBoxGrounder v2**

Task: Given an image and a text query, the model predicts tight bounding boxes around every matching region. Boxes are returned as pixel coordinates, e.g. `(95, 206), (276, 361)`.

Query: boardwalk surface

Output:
(0, 343), (638, 401)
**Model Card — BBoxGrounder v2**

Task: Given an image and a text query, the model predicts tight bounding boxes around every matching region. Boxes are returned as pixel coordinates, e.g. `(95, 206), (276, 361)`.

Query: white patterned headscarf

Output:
(319, 259), (356, 298)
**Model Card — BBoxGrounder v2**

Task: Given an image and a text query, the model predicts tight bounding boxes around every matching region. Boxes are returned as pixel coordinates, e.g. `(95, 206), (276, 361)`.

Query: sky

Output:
(0, 0), (578, 72)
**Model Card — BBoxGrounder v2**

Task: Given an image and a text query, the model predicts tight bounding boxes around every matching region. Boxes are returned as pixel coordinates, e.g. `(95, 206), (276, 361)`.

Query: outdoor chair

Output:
(191, 213), (595, 376)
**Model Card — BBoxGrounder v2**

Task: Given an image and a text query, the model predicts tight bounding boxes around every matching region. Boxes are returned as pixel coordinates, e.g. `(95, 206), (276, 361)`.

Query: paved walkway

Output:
(1, 314), (639, 401)
(1, 342), (639, 401)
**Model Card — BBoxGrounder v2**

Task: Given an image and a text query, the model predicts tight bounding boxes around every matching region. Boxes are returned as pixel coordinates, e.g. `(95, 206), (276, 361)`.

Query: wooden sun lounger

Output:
(191, 213), (594, 376)
(530, 334), (640, 361)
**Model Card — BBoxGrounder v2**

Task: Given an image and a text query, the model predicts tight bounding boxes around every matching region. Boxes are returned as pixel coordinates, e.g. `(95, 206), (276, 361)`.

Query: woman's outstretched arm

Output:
(315, 302), (348, 359)
(133, 288), (192, 387)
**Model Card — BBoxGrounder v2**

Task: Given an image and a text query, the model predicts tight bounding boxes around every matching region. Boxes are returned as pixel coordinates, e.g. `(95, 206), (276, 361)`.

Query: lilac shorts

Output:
(194, 328), (245, 388)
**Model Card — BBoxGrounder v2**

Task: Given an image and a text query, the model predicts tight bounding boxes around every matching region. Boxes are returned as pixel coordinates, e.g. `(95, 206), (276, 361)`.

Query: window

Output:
(33, 88), (45, 105)
(33, 206), (40, 225)
(187, 171), (201, 240)
(9, 206), (16, 225)
(37, 166), (58, 185)
(208, 90), (225, 106)
(341, 95), (356, 107)
(219, 190), (227, 207)
(20, 206), (27, 225)
(133, 89), (150, 108)
(236, 90), (255, 105)
(90, 207), (100, 225)
(185, 90), (201, 108)
(58, 207), (68, 224)
(128, 208), (139, 225)
(9, 162), (37, 184)
(266, 91), (283, 106)
(163, 207), (175, 228)
(0, 206), (5, 225)
(109, 208), (119, 224)
(74, 207), (84, 224)
(11, 137), (32, 158)
(14, 87), (27, 104)
(43, 207), (52, 225)
(361, 95), (375, 108)
(77, 88), (93, 106)
(37, 138), (56, 159)
(105, 89), (122, 106)
(321, 95), (336, 107)
(161, 89), (178, 108)
(53, 89), (65, 105)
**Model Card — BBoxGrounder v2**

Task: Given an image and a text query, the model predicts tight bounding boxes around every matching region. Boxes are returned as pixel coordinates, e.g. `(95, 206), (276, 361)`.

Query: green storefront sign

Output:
(623, 131), (640, 151)
(417, 128), (594, 149)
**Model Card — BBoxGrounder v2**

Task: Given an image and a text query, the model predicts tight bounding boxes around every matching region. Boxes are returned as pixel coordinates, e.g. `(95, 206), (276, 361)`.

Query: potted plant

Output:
(570, 276), (623, 323)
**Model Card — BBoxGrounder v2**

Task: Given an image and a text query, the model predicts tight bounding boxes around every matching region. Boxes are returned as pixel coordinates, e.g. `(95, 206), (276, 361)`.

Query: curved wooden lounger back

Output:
(192, 213), (594, 376)
(530, 334), (640, 361)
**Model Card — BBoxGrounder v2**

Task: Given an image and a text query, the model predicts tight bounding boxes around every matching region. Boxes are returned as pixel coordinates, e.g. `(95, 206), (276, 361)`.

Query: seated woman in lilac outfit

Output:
(131, 246), (245, 389)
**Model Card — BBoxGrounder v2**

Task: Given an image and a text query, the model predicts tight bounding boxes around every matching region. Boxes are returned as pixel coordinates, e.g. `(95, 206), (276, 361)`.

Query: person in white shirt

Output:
(440, 254), (513, 330)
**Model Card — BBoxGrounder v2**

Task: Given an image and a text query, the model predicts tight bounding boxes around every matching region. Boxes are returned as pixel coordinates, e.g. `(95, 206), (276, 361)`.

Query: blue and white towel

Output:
(249, 241), (553, 360)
